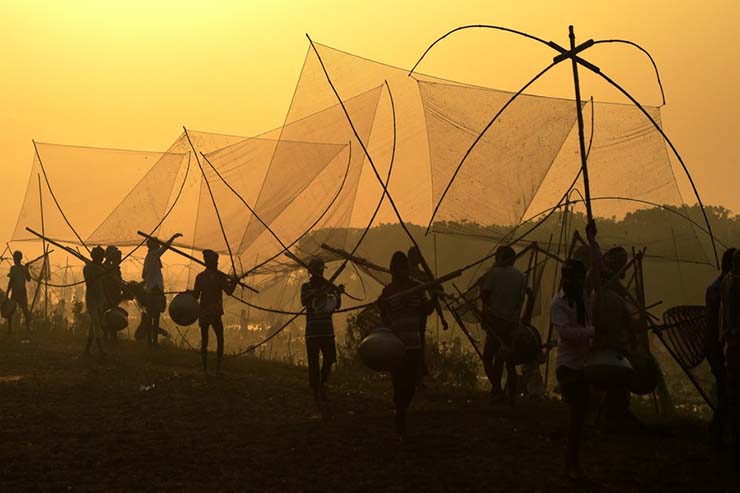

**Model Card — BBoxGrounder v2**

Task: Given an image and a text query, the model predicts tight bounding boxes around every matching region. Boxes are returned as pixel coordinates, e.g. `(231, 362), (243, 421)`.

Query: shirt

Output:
(592, 279), (635, 354)
(720, 273), (740, 343)
(301, 277), (341, 338)
(706, 275), (723, 346)
(103, 261), (123, 309)
(409, 265), (437, 331)
(7, 264), (30, 300)
(378, 279), (433, 350)
(193, 269), (236, 316)
(481, 265), (527, 323)
(142, 247), (166, 292)
(83, 262), (106, 309)
(550, 290), (594, 370)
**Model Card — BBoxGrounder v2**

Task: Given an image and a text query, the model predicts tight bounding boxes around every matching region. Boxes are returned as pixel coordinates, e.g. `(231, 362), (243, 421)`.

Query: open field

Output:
(0, 332), (737, 492)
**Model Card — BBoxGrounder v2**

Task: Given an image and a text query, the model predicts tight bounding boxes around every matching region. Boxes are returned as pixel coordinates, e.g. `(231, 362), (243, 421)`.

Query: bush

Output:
(71, 297), (88, 335)
(339, 312), (365, 366)
(427, 336), (480, 389)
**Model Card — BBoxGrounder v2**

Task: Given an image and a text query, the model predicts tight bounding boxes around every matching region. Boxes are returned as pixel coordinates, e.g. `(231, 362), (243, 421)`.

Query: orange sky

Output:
(1, 0), (738, 242)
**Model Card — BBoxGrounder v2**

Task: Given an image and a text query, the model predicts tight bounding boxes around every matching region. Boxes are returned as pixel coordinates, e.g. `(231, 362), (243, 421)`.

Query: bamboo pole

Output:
(39, 174), (49, 322)
(567, 26), (593, 223)
(136, 231), (258, 294)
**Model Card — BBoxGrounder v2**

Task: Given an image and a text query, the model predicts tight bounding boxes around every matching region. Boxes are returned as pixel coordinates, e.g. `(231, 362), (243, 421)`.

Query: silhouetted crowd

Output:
(2, 218), (738, 480)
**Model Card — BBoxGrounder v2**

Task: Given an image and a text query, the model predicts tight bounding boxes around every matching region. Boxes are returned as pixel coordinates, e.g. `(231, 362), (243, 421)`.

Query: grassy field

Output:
(0, 331), (737, 492)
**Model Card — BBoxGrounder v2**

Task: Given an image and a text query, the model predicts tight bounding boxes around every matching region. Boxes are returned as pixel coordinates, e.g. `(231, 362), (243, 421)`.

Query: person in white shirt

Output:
(550, 221), (599, 480)
(141, 233), (181, 347)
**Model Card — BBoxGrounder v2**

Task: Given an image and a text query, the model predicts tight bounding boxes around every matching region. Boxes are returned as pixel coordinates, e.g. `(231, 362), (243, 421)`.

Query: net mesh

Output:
(11, 142), (187, 246)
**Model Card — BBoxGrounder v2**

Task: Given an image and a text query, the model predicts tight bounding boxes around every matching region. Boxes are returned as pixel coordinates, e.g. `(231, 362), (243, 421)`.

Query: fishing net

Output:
(8, 41), (719, 383)
(258, 41), (712, 328)
(89, 130), (248, 249)
(11, 142), (187, 246)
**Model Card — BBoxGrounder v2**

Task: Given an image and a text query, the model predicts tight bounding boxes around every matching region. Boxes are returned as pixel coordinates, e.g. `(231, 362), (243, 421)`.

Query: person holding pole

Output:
(142, 233), (181, 347)
(378, 251), (433, 436)
(102, 245), (125, 342)
(191, 249), (237, 374)
(83, 246), (107, 357)
(550, 220), (600, 480)
(6, 251), (32, 335)
(300, 258), (344, 401)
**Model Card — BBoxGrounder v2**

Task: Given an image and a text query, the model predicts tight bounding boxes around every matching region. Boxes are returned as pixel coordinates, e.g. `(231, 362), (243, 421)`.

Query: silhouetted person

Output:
(706, 247), (736, 449)
(408, 246), (447, 381)
(720, 249), (740, 456)
(593, 245), (646, 432)
(300, 258), (343, 401)
(6, 251), (32, 334)
(83, 246), (107, 357)
(142, 233), (181, 347)
(102, 245), (124, 342)
(378, 251), (433, 435)
(551, 222), (599, 480)
(191, 250), (237, 374)
(480, 245), (528, 404)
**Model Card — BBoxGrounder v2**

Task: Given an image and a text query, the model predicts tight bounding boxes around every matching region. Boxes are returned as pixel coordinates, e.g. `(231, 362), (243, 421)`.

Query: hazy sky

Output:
(1, 0), (738, 242)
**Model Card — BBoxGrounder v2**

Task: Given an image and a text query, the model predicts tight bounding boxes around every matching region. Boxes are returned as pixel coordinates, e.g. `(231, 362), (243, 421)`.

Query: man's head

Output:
(722, 248), (737, 275)
(494, 245), (516, 267)
(91, 246), (105, 263)
(203, 249), (219, 270)
(308, 257), (325, 278)
(572, 245), (591, 268)
(407, 246), (422, 268)
(561, 259), (586, 297)
(390, 251), (410, 281)
(105, 245), (122, 265)
(603, 246), (628, 279)
(12, 251), (22, 265)
(146, 238), (159, 251)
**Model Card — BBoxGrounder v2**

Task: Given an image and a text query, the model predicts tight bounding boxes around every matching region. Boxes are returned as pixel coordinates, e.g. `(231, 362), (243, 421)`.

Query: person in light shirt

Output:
(141, 233), (181, 347)
(550, 221), (599, 481)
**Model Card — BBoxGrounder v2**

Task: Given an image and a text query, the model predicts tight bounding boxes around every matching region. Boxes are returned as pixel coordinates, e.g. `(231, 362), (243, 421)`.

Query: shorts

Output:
(485, 316), (517, 345)
(88, 304), (105, 338)
(556, 366), (589, 404)
(198, 312), (223, 329)
(10, 292), (28, 307)
(145, 291), (166, 314)
(306, 336), (337, 365)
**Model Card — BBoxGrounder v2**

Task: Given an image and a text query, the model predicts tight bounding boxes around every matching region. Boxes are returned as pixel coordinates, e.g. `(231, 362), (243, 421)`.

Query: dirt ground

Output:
(0, 332), (737, 492)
